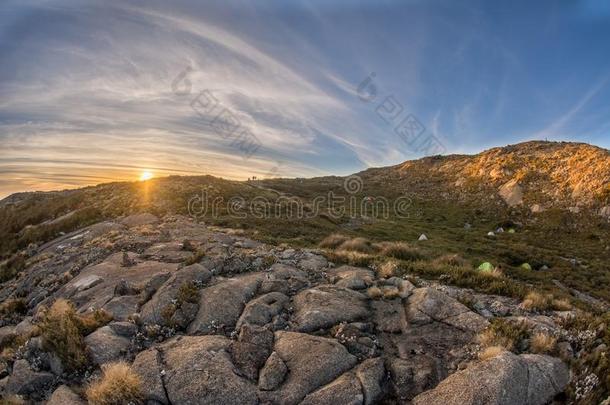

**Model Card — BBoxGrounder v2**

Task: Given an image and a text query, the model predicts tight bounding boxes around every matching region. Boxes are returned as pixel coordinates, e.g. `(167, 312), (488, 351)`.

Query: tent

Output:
(508, 228), (516, 234)
(487, 231), (496, 237)
(418, 234), (428, 241)
(520, 263), (532, 271)
(496, 227), (505, 233)
(478, 262), (494, 272)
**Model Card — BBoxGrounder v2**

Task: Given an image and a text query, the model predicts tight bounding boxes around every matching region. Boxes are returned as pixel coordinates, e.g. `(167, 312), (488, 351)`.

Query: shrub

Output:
(478, 319), (530, 352)
(0, 298), (27, 319)
(551, 298), (572, 311)
(530, 332), (557, 354)
(184, 249), (205, 266)
(39, 299), (112, 371)
(0, 254), (26, 283)
(382, 286), (400, 300)
(86, 361), (143, 405)
(379, 242), (423, 261)
(177, 282), (199, 304)
(319, 233), (349, 249)
(479, 345), (506, 360)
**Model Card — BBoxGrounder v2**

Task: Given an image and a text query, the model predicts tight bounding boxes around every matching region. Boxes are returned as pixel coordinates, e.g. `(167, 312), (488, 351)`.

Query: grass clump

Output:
(521, 292), (572, 312)
(338, 237), (376, 253)
(529, 332), (557, 354)
(478, 345), (506, 360)
(378, 242), (423, 261)
(367, 286), (383, 300)
(319, 233), (349, 249)
(478, 319), (530, 353)
(39, 299), (112, 372)
(377, 259), (400, 279)
(86, 361), (143, 405)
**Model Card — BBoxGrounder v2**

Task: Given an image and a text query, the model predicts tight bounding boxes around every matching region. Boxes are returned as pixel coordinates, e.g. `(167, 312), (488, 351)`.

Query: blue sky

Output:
(1, 0), (610, 197)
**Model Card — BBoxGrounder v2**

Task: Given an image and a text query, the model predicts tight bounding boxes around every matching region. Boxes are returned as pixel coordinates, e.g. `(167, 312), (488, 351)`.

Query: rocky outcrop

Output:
(261, 331), (358, 405)
(292, 285), (369, 332)
(187, 273), (263, 334)
(412, 352), (569, 405)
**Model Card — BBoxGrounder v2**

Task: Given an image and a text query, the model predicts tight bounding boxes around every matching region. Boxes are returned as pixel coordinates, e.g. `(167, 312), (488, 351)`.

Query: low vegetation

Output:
(478, 319), (530, 353)
(39, 299), (112, 372)
(86, 361), (143, 405)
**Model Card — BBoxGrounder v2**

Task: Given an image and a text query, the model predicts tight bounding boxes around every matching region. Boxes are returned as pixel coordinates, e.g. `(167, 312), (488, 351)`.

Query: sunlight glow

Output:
(139, 171), (154, 181)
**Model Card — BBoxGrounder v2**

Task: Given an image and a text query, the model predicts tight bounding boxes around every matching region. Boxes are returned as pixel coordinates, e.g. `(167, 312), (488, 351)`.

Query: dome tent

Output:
(478, 262), (494, 272)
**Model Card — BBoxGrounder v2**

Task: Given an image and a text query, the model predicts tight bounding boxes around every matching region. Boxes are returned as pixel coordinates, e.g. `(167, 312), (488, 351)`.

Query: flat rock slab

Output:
(161, 335), (257, 405)
(261, 331), (358, 405)
(407, 287), (488, 333)
(292, 285), (370, 332)
(187, 273), (263, 334)
(60, 256), (177, 311)
(412, 352), (569, 405)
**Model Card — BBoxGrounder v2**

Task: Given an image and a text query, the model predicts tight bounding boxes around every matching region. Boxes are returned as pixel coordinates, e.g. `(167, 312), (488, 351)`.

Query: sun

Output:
(139, 171), (154, 181)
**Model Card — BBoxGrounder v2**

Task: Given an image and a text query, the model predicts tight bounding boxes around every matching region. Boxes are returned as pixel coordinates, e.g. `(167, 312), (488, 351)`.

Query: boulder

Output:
(187, 273), (263, 334)
(406, 288), (488, 333)
(372, 299), (406, 333)
(356, 358), (386, 405)
(47, 384), (86, 405)
(140, 263), (211, 325)
(84, 326), (130, 365)
(292, 285), (370, 332)
(236, 292), (289, 330)
(231, 324), (274, 381)
(260, 264), (309, 295)
(412, 352), (569, 405)
(264, 331), (358, 405)
(258, 351), (288, 391)
(6, 359), (54, 399)
(327, 266), (375, 290)
(132, 348), (169, 404)
(301, 372), (363, 405)
(160, 335), (257, 405)
(389, 355), (443, 401)
(0, 325), (16, 347)
(298, 253), (329, 273)
(102, 295), (140, 321)
(499, 180), (523, 207)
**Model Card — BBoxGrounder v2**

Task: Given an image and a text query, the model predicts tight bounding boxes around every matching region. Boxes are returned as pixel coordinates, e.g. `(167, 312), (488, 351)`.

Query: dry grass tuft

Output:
(378, 241), (423, 261)
(377, 259), (400, 279)
(319, 233), (350, 249)
(338, 237), (376, 253)
(86, 361), (143, 405)
(367, 286), (383, 300)
(381, 286), (400, 300)
(521, 292), (551, 311)
(479, 345), (506, 360)
(530, 332), (557, 354)
(40, 299), (112, 371)
(327, 250), (375, 267)
(521, 292), (572, 312)
(433, 254), (469, 267)
(551, 298), (572, 311)
(478, 319), (530, 352)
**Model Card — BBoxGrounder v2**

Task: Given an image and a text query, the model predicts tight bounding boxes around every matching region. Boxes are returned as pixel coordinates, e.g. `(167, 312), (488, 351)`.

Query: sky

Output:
(1, 0), (610, 198)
